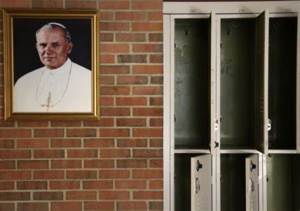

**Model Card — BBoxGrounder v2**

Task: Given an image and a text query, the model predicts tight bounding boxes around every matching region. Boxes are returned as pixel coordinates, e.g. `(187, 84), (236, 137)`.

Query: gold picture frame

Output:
(3, 9), (99, 120)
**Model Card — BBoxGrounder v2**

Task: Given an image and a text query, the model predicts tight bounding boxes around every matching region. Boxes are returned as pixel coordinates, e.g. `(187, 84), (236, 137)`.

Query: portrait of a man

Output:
(3, 10), (98, 119)
(13, 22), (92, 112)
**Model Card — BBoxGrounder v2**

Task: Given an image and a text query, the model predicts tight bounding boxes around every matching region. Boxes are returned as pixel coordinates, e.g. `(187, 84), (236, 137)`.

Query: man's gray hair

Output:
(36, 22), (72, 42)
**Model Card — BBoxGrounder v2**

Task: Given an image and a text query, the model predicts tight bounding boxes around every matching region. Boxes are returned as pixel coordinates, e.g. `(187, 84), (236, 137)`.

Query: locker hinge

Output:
(267, 118), (272, 131)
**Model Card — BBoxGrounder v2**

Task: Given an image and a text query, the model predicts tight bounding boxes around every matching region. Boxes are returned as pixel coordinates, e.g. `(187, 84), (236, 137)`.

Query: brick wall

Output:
(0, 0), (163, 210)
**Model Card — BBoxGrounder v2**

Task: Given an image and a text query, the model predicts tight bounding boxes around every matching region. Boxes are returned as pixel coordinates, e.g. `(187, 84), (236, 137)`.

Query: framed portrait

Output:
(3, 9), (99, 120)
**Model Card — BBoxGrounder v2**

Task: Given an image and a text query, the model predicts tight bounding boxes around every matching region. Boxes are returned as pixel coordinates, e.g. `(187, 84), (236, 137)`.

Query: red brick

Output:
(115, 180), (146, 189)
(149, 33), (163, 42)
(50, 181), (80, 190)
(149, 180), (163, 189)
(18, 121), (49, 127)
(0, 140), (14, 148)
(0, 203), (14, 211)
(150, 54), (163, 63)
(99, 97), (114, 106)
(150, 159), (163, 168)
(34, 129), (64, 138)
(17, 181), (47, 190)
(65, 0), (97, 9)
(99, 129), (130, 137)
(100, 32), (114, 41)
(84, 159), (114, 169)
(148, 11), (163, 21)
(116, 12), (146, 21)
(0, 150), (31, 159)
(150, 201), (163, 210)
(132, 169), (163, 179)
(117, 201), (147, 210)
(133, 128), (163, 137)
(17, 203), (48, 211)
(51, 202), (82, 211)
(18, 160), (49, 169)
(150, 139), (163, 147)
(50, 121), (81, 127)
(0, 182), (14, 190)
(34, 149), (65, 158)
(101, 108), (130, 116)
(100, 55), (115, 64)
(100, 12), (114, 20)
(0, 161), (15, 169)
(66, 170), (97, 179)
(51, 160), (82, 169)
(100, 1), (129, 9)
(116, 33), (146, 42)
(83, 118), (114, 127)
(132, 0), (162, 10)
(117, 118), (146, 127)
(150, 118), (163, 127)
(100, 76), (115, 85)
(133, 191), (163, 199)
(150, 97), (163, 105)
(100, 149), (130, 158)
(101, 22), (129, 31)
(101, 44), (129, 53)
(17, 139), (49, 148)
(101, 66), (129, 74)
(133, 44), (162, 52)
(133, 108), (163, 116)
(151, 76), (163, 84)
(0, 171), (31, 180)
(0, 129), (31, 138)
(67, 149), (98, 158)
(0, 0), (31, 7)
(133, 86), (163, 95)
(66, 129), (97, 137)
(133, 149), (162, 158)
(132, 22), (162, 31)
(99, 170), (130, 179)
(0, 192), (30, 201)
(117, 139), (147, 148)
(116, 97), (147, 106)
(101, 86), (130, 95)
(84, 201), (114, 211)
(117, 76), (148, 84)
(84, 139), (115, 148)
(99, 191), (129, 200)
(133, 65), (163, 74)
(51, 139), (81, 148)
(117, 159), (147, 168)
(83, 180), (113, 189)
(34, 170), (64, 180)
(117, 54), (147, 63)
(66, 191), (97, 200)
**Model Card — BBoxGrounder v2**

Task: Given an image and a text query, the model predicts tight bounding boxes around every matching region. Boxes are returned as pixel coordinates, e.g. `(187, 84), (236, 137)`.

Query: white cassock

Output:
(14, 58), (92, 113)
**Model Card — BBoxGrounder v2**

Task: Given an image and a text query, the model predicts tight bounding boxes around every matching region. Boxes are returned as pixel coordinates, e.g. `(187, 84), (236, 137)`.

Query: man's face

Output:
(36, 28), (72, 69)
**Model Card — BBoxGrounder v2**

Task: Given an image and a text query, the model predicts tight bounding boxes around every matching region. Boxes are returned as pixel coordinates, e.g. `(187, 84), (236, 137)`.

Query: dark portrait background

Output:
(13, 18), (92, 83)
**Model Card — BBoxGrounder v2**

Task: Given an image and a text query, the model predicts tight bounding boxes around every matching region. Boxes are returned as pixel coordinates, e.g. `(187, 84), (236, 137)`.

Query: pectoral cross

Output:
(41, 92), (52, 112)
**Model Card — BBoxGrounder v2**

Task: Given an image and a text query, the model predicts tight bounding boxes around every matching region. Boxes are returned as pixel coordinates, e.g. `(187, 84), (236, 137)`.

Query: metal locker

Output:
(191, 155), (212, 211)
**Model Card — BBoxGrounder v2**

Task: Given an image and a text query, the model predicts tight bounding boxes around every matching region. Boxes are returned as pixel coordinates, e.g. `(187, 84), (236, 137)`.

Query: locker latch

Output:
(267, 119), (272, 131)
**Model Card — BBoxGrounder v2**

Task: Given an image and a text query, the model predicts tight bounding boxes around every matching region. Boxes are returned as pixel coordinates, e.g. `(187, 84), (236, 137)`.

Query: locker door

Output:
(255, 11), (269, 153)
(245, 155), (260, 211)
(191, 155), (212, 211)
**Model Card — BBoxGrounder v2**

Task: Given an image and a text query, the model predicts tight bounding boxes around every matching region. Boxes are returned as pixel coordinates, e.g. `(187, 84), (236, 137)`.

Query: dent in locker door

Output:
(191, 155), (212, 211)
